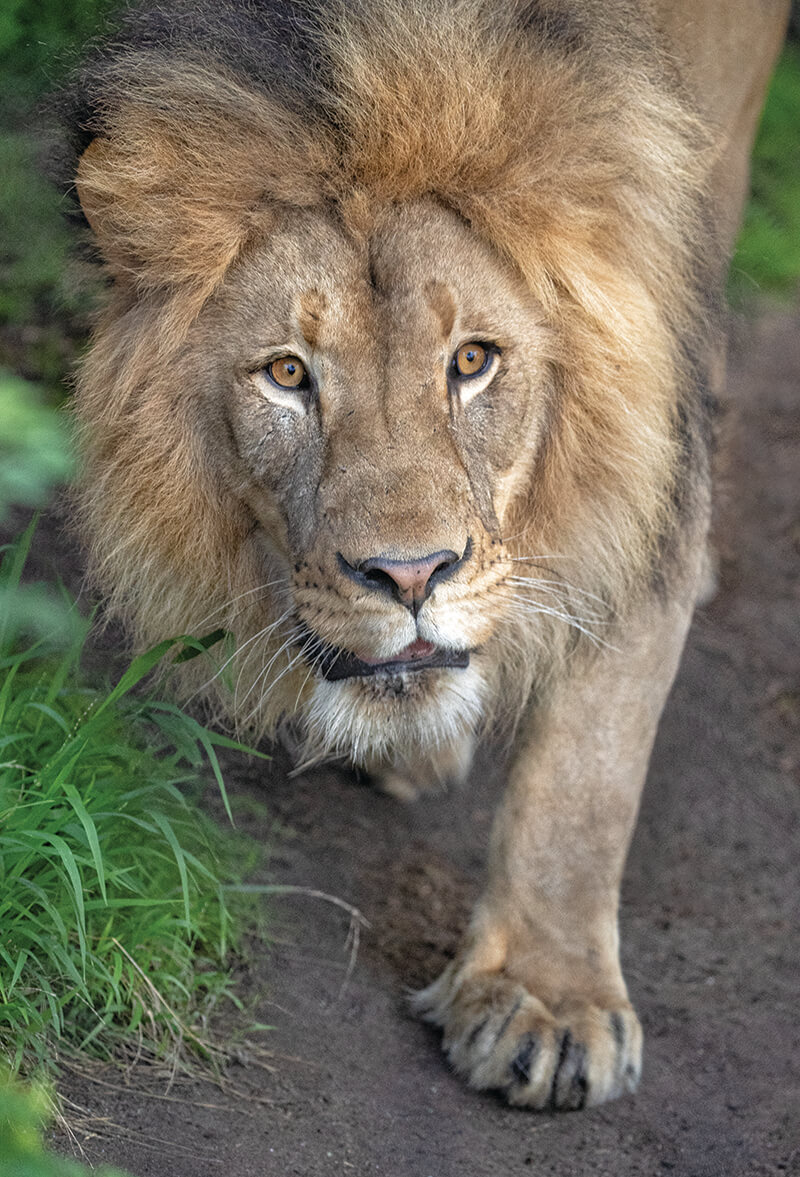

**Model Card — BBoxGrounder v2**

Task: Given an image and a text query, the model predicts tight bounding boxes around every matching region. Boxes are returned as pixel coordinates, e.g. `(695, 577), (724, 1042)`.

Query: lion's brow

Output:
(426, 281), (456, 339)
(295, 289), (328, 348)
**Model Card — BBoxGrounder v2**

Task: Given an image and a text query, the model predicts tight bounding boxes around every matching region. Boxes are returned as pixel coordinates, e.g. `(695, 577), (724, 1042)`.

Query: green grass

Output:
(1, 1069), (131, 1177)
(0, 522), (266, 1079)
(0, 267), (271, 1165)
(731, 42), (800, 302)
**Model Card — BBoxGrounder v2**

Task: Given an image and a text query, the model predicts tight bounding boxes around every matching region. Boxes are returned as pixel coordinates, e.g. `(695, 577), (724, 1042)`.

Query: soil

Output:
(37, 308), (799, 1177)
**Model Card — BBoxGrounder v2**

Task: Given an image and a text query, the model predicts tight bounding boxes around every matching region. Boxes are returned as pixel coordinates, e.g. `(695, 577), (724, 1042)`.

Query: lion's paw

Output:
(373, 734), (476, 803)
(375, 767), (427, 802)
(413, 966), (642, 1110)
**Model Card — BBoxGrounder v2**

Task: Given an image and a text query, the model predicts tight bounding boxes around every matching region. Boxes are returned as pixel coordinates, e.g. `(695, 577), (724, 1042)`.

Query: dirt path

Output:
(51, 309), (799, 1177)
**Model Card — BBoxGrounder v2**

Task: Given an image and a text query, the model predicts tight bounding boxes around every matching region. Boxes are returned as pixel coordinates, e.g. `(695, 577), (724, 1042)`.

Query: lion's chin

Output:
(297, 660), (489, 770)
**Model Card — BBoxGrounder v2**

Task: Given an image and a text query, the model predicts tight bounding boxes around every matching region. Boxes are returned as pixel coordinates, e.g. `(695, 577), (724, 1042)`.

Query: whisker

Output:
(504, 574), (610, 610)
(292, 635), (327, 713)
(498, 589), (595, 623)
(505, 552), (571, 561)
(493, 589), (618, 650)
(188, 608), (293, 703)
(191, 576), (290, 631)
(241, 632), (319, 728)
(498, 581), (607, 621)
(504, 560), (614, 612)
(234, 623), (302, 714)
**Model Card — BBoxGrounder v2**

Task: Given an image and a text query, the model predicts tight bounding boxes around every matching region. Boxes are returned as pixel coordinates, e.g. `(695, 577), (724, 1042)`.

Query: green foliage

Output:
(0, 372), (73, 523)
(0, 525), (266, 1078)
(0, 0), (113, 391)
(0, 132), (90, 388)
(0, 1070), (130, 1177)
(731, 43), (800, 302)
(0, 370), (77, 640)
(0, 0), (273, 1121)
(0, 0), (117, 121)
(0, 127), (95, 392)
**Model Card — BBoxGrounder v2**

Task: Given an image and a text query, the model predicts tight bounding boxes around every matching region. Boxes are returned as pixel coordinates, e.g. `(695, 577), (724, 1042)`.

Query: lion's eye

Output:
(454, 343), (488, 378)
(266, 356), (308, 389)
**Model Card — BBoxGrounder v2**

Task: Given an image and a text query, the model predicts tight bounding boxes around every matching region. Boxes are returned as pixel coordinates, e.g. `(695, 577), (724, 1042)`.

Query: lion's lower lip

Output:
(299, 628), (470, 681)
(358, 637), (436, 666)
(324, 645), (470, 681)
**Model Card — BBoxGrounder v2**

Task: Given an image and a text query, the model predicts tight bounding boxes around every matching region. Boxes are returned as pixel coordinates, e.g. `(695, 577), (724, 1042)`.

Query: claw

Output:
(510, 1032), (538, 1085)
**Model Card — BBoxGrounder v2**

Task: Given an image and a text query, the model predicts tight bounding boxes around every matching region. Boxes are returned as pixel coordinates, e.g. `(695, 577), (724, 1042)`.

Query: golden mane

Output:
(73, 0), (717, 729)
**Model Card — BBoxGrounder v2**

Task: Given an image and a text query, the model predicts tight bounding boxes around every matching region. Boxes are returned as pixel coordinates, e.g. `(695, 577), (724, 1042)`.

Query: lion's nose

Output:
(338, 542), (470, 614)
(359, 550), (458, 609)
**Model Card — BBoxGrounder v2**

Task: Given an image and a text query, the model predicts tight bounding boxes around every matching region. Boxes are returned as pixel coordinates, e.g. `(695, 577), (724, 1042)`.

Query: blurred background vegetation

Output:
(731, 37), (800, 301)
(0, 0), (116, 397)
(1, 1067), (131, 1176)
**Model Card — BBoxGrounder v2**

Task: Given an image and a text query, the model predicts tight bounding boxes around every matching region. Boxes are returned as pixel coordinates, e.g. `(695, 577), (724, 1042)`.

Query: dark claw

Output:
(548, 1030), (590, 1110)
(492, 994), (524, 1049)
(466, 1016), (489, 1049)
(510, 1032), (538, 1085)
(609, 1010), (626, 1051)
(564, 1041), (589, 1110)
(549, 1030), (572, 1109)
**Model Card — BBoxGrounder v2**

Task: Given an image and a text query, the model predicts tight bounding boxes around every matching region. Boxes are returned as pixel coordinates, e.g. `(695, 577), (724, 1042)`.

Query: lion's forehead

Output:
(213, 201), (529, 359)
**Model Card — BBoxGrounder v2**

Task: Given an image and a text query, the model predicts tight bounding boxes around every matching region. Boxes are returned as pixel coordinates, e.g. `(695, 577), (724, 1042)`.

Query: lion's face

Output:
(192, 200), (552, 760)
(74, 0), (706, 772)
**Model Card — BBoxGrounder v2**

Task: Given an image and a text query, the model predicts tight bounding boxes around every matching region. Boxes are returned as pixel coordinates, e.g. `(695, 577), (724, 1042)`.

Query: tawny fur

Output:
(70, 0), (789, 1114)
(74, 0), (712, 750)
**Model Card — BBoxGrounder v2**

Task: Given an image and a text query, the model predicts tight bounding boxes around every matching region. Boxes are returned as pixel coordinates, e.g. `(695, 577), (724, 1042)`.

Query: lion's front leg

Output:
(415, 588), (698, 1110)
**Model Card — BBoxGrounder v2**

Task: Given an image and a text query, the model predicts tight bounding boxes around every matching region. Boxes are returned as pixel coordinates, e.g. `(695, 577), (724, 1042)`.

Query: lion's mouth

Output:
(299, 628), (470, 682)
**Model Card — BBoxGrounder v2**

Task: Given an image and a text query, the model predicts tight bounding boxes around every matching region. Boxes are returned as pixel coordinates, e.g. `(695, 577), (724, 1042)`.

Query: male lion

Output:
(70, 0), (788, 1109)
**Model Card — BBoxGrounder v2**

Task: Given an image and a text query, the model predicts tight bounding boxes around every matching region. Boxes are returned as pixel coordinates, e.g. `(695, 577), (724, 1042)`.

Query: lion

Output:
(69, 0), (788, 1110)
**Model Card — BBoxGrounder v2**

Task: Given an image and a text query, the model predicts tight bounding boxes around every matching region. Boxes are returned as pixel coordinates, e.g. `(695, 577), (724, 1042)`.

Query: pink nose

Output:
(341, 547), (465, 613)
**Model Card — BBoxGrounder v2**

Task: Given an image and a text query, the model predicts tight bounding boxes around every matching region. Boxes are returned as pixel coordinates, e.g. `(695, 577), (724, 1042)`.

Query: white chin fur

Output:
(297, 662), (488, 768)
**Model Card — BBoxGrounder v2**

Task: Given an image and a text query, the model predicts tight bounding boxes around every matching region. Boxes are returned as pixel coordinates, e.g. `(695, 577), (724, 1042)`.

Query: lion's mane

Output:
(70, 0), (719, 735)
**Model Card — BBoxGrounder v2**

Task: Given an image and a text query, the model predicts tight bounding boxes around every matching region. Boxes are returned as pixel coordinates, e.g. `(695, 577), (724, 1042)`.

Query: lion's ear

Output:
(76, 137), (148, 278)
(75, 139), (111, 241)
(75, 132), (254, 295)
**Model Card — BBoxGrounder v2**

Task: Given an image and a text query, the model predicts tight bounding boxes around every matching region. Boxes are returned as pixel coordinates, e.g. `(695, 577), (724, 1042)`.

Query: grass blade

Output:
(62, 784), (107, 904)
(151, 812), (192, 929)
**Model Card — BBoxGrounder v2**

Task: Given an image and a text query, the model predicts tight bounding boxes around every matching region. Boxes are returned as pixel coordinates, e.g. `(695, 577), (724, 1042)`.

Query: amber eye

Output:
(266, 356), (308, 389)
(453, 342), (490, 378)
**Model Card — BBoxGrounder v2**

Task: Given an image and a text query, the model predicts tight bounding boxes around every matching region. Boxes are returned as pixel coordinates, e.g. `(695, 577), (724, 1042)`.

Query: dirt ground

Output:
(42, 308), (799, 1177)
